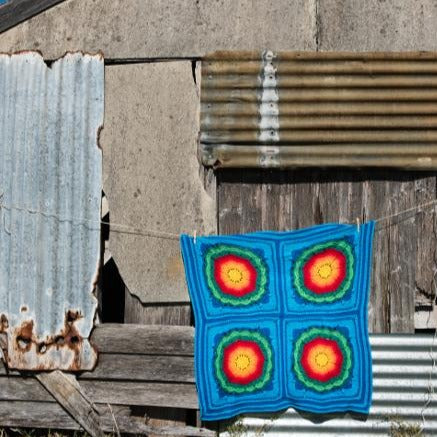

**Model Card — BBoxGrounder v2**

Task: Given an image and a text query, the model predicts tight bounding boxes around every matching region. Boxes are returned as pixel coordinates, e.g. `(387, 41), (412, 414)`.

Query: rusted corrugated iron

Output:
(201, 51), (437, 169)
(220, 334), (437, 436)
(0, 51), (103, 370)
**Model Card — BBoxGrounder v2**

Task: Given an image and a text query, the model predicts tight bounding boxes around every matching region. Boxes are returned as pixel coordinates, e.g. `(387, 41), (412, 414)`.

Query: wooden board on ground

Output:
(0, 323), (209, 436)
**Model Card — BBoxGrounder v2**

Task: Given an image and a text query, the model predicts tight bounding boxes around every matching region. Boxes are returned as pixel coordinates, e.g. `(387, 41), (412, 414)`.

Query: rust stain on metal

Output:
(0, 315), (8, 332)
(201, 51), (437, 169)
(10, 310), (97, 371)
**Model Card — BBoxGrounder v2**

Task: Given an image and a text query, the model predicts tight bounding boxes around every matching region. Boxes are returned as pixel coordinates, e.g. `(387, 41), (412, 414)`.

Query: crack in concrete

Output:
(314, 0), (321, 51)
(191, 60), (197, 86)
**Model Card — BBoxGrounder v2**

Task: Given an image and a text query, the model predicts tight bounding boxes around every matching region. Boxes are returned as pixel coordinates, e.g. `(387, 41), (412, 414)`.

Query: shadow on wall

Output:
(217, 167), (437, 185)
(99, 193), (126, 323)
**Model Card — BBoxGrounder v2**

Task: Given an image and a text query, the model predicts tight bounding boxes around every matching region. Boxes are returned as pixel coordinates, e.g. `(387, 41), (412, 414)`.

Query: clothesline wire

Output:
(373, 197), (437, 224)
(0, 201), (181, 241)
(1, 197), (437, 240)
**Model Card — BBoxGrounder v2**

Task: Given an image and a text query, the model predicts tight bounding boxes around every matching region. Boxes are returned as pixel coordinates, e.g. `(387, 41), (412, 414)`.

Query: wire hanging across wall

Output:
(1, 197), (437, 240)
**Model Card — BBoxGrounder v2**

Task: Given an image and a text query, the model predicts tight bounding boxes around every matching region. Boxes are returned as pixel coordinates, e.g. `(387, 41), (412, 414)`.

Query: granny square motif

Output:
(180, 222), (374, 421)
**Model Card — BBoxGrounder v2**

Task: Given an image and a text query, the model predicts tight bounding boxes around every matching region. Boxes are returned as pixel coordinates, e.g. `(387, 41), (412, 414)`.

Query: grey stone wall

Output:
(102, 62), (216, 303)
(0, 0), (317, 57)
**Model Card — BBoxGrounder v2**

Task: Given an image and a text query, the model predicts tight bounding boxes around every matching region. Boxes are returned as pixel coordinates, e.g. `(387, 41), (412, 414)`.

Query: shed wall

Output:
(1, 0), (434, 326)
(2, 1), (437, 432)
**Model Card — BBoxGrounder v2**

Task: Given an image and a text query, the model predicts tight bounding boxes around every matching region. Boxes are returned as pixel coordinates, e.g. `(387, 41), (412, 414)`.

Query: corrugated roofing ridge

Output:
(0, 51), (103, 370)
(201, 50), (437, 169)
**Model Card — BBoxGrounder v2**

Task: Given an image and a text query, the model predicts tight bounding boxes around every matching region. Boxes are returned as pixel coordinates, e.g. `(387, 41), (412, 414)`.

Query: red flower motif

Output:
(223, 339), (265, 385)
(214, 254), (258, 297)
(303, 248), (347, 295)
(301, 337), (344, 382)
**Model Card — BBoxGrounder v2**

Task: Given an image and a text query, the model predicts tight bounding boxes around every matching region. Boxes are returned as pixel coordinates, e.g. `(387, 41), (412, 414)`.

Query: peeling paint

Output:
(259, 50), (279, 143)
(9, 310), (96, 371)
(259, 146), (280, 168)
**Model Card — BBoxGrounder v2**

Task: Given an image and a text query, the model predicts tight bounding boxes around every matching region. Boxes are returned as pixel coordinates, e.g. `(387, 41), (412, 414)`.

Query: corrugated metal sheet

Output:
(220, 334), (437, 436)
(0, 52), (103, 370)
(201, 51), (437, 169)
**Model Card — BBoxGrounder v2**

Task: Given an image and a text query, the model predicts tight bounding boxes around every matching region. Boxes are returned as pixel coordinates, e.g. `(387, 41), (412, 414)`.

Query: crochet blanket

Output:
(180, 223), (374, 421)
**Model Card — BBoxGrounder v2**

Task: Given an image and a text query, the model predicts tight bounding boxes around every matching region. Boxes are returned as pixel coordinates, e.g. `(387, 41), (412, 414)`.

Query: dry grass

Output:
(390, 421), (423, 437)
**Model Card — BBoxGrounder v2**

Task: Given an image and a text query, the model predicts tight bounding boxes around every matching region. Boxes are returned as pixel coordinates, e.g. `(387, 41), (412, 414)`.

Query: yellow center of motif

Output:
(306, 345), (337, 374)
(317, 263), (333, 279)
(228, 346), (258, 377)
(227, 268), (244, 284)
(309, 255), (341, 287)
(315, 352), (329, 367)
(220, 260), (251, 290)
(235, 354), (250, 371)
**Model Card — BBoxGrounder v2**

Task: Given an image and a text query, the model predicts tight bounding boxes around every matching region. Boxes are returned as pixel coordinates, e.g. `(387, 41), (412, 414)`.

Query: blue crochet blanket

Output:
(180, 223), (374, 421)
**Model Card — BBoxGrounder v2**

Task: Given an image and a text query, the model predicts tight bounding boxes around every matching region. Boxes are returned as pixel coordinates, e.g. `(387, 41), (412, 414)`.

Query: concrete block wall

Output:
(0, 0), (317, 58)
(102, 62), (216, 303)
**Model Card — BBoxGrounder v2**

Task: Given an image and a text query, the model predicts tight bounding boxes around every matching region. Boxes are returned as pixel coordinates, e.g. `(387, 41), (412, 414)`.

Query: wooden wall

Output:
(217, 168), (437, 334)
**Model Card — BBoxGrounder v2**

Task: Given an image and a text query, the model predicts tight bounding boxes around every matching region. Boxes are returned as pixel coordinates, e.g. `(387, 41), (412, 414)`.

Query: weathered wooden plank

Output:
(36, 371), (105, 437)
(124, 292), (192, 325)
(368, 174), (437, 332)
(413, 177), (437, 308)
(0, 354), (194, 383)
(81, 354), (194, 383)
(107, 415), (215, 437)
(3, 324), (194, 360)
(124, 289), (192, 434)
(92, 323), (194, 355)
(0, 376), (50, 401)
(0, 400), (80, 429)
(0, 333), (6, 349)
(383, 178), (421, 332)
(0, 376), (198, 408)
(366, 180), (391, 333)
(0, 0), (65, 33)
(0, 324), (196, 380)
(81, 381), (198, 409)
(0, 401), (214, 436)
(217, 168), (437, 334)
